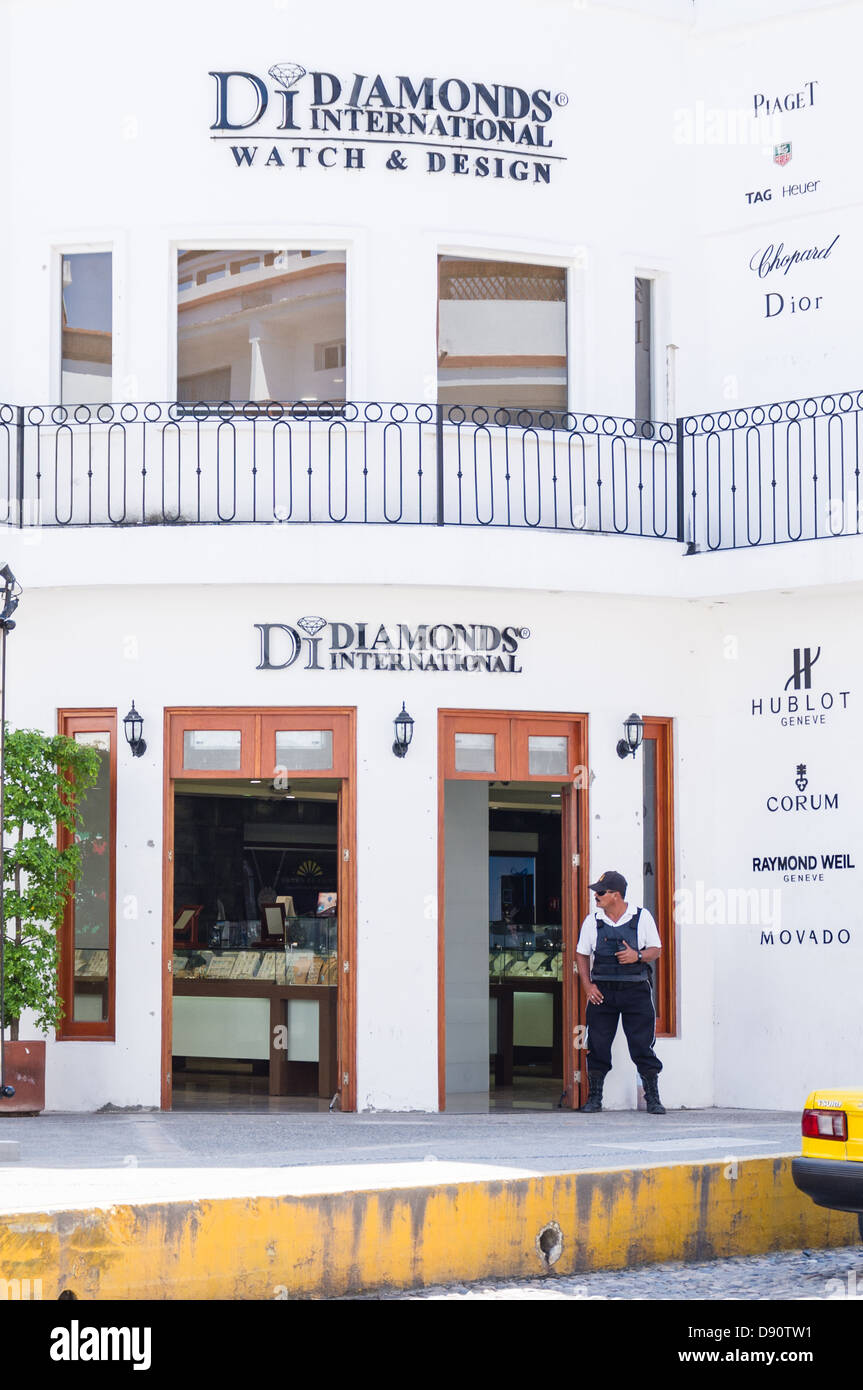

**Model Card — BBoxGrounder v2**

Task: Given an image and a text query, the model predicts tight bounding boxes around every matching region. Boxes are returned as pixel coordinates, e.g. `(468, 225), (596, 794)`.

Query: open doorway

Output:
(444, 780), (567, 1112)
(489, 784), (564, 1109)
(170, 778), (340, 1111)
(162, 707), (356, 1113)
(439, 709), (587, 1113)
(444, 783), (564, 1117)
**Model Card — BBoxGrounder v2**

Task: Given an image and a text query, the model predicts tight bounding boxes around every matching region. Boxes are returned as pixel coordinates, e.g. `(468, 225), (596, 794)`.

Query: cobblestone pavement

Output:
(351, 1245), (863, 1299)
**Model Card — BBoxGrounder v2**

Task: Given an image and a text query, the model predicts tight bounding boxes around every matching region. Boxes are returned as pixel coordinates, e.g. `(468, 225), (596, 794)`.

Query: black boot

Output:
(581, 1072), (605, 1112)
(641, 1074), (666, 1114)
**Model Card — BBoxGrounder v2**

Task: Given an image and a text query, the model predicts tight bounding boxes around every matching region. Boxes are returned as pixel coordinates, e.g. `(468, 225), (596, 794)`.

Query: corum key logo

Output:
(784, 646), (821, 690)
(766, 762), (838, 813)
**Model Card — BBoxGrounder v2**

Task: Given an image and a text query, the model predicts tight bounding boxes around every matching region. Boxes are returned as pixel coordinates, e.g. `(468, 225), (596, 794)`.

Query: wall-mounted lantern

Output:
(123, 702), (147, 758)
(392, 703), (415, 759)
(616, 712), (644, 760)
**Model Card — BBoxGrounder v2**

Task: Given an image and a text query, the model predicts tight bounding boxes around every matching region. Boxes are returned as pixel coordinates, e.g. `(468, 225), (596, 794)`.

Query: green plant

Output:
(1, 727), (101, 1040)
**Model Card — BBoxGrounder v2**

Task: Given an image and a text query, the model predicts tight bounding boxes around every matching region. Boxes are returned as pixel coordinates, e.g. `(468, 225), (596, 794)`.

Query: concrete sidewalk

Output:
(0, 1106), (802, 1212)
(0, 1108), (857, 1299)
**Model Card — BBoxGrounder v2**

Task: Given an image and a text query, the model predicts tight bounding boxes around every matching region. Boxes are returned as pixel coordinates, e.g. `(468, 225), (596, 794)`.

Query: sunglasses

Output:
(594, 889), (610, 897)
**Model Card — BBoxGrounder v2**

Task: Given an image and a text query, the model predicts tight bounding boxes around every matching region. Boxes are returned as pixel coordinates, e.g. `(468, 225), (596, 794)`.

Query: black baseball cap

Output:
(588, 870), (627, 896)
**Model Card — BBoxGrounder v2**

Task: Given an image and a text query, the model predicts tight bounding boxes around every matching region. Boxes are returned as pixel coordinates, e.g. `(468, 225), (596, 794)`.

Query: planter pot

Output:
(0, 1041), (46, 1115)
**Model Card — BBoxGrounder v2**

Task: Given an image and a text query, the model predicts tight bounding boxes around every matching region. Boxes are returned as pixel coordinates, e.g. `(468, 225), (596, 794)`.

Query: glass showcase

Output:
(487, 789), (563, 1103)
(171, 782), (339, 1104)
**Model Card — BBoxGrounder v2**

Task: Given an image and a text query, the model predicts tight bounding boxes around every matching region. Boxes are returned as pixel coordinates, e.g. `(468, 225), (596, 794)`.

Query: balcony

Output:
(1, 391), (861, 552)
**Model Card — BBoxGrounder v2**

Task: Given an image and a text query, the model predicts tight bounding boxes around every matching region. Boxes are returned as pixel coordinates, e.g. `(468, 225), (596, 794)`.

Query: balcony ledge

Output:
(5, 520), (863, 604)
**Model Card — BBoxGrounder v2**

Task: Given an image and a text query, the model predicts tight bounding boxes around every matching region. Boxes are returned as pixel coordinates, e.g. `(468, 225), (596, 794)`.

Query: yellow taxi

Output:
(792, 1088), (863, 1239)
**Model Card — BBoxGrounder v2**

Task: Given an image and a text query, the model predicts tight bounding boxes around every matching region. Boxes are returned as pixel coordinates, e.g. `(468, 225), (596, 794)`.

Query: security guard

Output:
(575, 869), (665, 1114)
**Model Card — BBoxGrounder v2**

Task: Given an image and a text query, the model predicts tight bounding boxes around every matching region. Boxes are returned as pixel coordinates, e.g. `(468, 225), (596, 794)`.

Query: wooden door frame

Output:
(642, 716), (677, 1037)
(437, 709), (589, 1111)
(161, 706), (356, 1112)
(57, 709), (118, 1042)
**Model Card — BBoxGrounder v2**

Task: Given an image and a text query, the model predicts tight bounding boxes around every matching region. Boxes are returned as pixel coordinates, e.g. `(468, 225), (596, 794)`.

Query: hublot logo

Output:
(786, 646), (820, 690)
(751, 646), (850, 726)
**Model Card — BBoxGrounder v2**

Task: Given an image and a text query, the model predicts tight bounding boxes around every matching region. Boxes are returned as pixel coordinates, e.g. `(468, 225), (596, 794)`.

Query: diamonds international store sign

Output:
(255, 618), (530, 673)
(210, 63), (567, 184)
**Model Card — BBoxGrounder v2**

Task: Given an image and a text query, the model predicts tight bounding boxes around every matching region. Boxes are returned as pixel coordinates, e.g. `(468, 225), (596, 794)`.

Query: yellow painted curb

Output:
(0, 1154), (857, 1300)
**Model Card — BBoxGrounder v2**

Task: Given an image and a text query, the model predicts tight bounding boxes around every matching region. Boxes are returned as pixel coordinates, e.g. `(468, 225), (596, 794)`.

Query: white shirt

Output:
(576, 904), (661, 956)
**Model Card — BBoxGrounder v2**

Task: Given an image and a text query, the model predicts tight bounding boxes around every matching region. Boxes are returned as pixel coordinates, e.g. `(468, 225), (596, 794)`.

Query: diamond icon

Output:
(297, 615), (326, 637)
(268, 62), (306, 91)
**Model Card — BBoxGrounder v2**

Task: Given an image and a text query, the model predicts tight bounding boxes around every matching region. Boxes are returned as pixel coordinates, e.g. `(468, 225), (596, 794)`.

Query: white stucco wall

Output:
(0, 524), (715, 1109)
(2, 0), (862, 1112)
(697, 590), (863, 1111)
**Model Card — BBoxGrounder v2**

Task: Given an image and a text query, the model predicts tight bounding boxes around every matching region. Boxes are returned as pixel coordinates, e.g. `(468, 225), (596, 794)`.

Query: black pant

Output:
(586, 979), (662, 1078)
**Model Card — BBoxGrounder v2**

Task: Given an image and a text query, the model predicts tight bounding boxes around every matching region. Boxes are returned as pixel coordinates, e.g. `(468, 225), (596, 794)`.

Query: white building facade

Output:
(1, 0), (862, 1113)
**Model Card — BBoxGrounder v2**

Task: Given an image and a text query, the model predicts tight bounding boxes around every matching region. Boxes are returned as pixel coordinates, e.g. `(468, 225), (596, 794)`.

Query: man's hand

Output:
(615, 944), (639, 964)
(577, 951), (602, 1005)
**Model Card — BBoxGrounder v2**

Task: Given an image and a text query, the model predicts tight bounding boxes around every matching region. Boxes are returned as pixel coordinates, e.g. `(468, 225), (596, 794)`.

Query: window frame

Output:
(172, 241), (352, 403)
(634, 274), (654, 422)
(169, 712), (258, 779)
(436, 249), (572, 413)
(512, 717), (575, 782)
(440, 713), (512, 781)
(633, 265), (670, 423)
(166, 709), (352, 781)
(260, 711), (351, 779)
(56, 245), (116, 406)
(57, 709), (118, 1041)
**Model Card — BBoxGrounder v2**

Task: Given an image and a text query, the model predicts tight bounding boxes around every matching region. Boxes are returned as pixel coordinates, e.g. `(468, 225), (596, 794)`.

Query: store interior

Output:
(445, 781), (565, 1113)
(171, 774), (566, 1113)
(488, 784), (564, 1110)
(171, 779), (339, 1111)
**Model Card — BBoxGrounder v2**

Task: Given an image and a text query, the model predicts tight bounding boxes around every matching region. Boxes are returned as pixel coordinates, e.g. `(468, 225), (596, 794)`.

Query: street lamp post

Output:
(0, 564), (21, 1099)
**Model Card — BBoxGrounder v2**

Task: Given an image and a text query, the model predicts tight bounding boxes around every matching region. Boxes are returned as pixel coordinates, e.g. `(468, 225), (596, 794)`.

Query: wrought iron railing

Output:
(0, 400), (677, 539)
(679, 391), (863, 551)
(2, 391), (861, 551)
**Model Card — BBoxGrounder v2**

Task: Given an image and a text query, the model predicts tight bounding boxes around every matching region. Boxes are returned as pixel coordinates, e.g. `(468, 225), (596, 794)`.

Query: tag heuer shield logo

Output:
(773, 142), (792, 166)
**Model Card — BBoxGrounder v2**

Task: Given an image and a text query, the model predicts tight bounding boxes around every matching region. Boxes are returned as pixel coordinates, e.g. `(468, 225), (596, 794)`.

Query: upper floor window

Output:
(635, 276), (653, 421)
(176, 248), (347, 404)
(61, 252), (113, 404)
(438, 256), (567, 412)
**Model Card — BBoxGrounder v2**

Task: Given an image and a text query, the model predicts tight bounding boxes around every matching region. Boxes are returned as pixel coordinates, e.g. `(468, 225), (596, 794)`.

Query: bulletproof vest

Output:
(591, 908), (649, 981)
